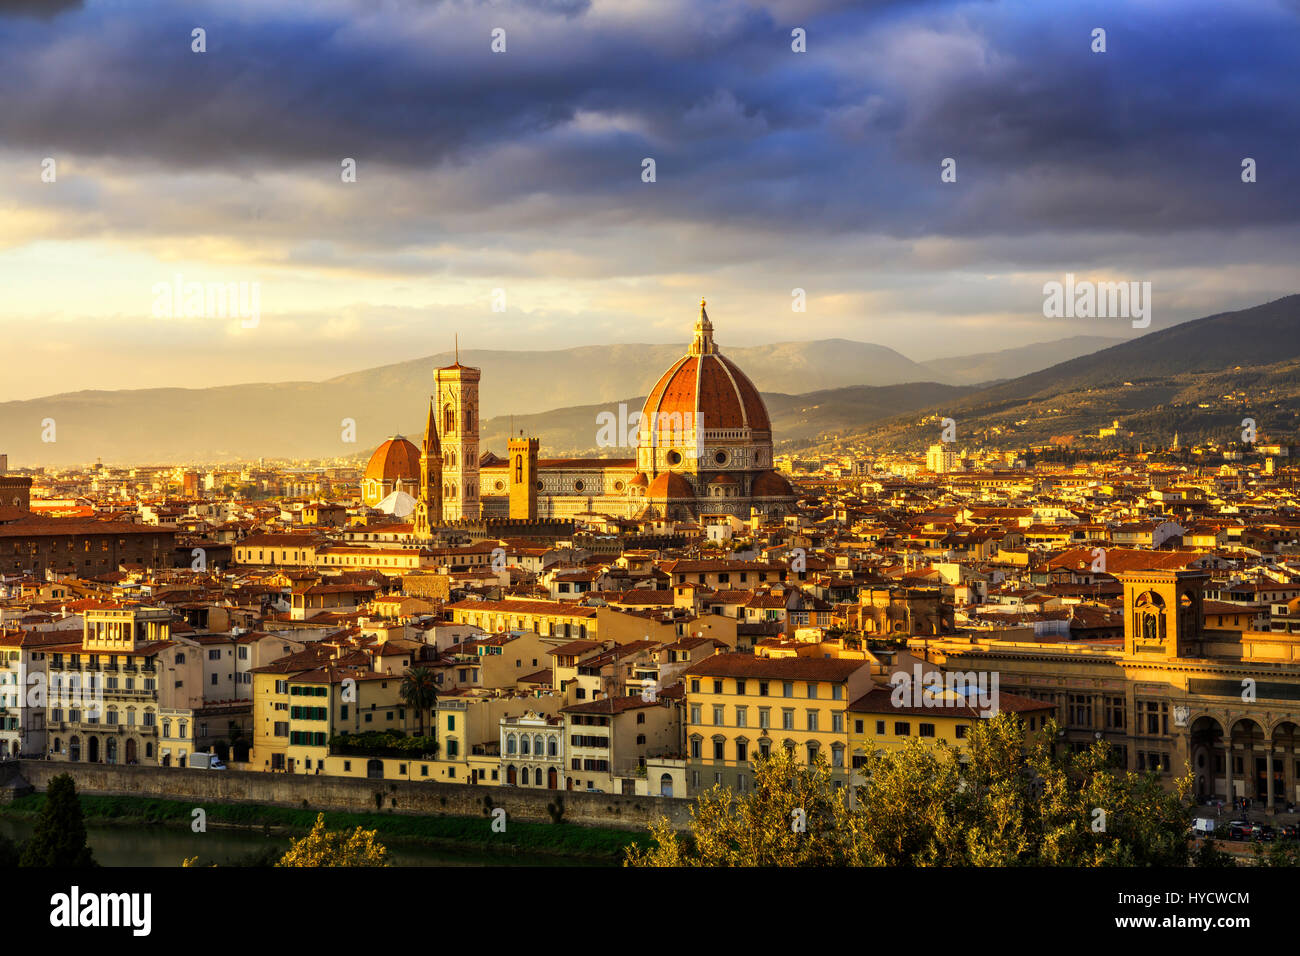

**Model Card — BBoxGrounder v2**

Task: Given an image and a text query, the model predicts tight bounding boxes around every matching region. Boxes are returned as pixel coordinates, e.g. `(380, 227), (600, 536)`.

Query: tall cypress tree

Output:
(18, 773), (96, 867)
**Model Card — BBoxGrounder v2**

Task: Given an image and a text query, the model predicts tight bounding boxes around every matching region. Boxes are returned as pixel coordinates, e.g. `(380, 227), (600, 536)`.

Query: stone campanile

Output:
(436, 354), (481, 521)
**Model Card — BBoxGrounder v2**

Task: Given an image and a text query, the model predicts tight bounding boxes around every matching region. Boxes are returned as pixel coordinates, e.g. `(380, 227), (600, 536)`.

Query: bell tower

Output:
(436, 346), (481, 521)
(1117, 569), (1207, 659)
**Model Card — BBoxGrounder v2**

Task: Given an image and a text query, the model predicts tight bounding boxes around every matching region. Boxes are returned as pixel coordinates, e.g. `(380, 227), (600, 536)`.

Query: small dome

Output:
(365, 437), (421, 484)
(752, 470), (794, 497)
(708, 473), (738, 485)
(375, 489), (418, 518)
(629, 472), (649, 487)
(648, 471), (696, 500)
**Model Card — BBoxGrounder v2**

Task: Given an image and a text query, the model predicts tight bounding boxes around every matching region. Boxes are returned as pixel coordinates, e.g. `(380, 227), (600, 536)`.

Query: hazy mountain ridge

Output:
(810, 295), (1300, 454)
(0, 334), (1132, 466)
(917, 335), (1126, 385)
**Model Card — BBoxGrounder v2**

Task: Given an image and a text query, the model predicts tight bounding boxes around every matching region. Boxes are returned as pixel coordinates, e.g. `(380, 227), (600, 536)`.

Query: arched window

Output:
(533, 734), (544, 756)
(547, 736), (557, 757)
(444, 405), (455, 434)
(534, 767), (543, 786)
(506, 734), (517, 755)
(520, 735), (530, 756)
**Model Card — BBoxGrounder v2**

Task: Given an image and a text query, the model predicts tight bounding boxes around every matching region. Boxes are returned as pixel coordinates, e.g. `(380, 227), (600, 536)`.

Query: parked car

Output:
(1226, 820), (1251, 840)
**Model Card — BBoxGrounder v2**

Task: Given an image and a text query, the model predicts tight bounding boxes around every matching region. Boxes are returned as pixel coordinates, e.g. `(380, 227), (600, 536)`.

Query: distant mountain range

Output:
(814, 295), (1300, 454)
(0, 333), (1125, 466)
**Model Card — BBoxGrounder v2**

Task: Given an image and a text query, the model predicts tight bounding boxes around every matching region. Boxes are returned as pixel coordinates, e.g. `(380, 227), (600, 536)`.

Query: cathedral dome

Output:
(365, 436), (421, 484)
(640, 301), (770, 440)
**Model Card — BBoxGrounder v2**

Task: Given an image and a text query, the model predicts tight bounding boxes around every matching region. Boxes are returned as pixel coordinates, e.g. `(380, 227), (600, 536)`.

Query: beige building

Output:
(561, 695), (680, 794)
(45, 607), (204, 767)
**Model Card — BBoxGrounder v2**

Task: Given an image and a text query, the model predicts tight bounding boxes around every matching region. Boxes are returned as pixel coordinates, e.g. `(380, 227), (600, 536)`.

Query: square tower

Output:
(1116, 569), (1206, 660)
(508, 435), (540, 520)
(436, 361), (481, 521)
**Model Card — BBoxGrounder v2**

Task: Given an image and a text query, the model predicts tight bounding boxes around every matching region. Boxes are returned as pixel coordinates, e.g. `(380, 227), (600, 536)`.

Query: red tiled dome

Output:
(629, 472), (649, 487)
(647, 471), (696, 500)
(365, 437), (421, 483)
(642, 353), (770, 435)
(751, 470), (794, 497)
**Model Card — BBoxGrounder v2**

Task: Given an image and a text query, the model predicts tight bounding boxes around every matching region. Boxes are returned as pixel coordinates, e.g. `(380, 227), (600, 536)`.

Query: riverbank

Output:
(1, 793), (648, 865)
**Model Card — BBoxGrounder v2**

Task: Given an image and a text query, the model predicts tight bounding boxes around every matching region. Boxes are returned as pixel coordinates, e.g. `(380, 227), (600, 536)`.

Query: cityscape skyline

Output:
(6, 0), (1300, 907)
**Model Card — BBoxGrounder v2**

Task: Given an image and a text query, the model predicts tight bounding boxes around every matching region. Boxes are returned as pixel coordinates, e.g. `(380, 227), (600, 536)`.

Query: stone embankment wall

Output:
(4, 760), (693, 830)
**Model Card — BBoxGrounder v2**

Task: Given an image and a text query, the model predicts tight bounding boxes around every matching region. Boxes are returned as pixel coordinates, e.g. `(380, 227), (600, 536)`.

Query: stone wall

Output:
(11, 760), (692, 831)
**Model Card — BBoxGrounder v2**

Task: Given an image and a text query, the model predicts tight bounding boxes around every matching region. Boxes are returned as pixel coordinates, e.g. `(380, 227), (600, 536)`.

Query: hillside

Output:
(807, 295), (1300, 454)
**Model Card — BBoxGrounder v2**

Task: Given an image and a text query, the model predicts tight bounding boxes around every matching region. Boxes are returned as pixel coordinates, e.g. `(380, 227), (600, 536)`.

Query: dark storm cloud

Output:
(0, 0), (83, 19)
(1, 0), (1297, 241)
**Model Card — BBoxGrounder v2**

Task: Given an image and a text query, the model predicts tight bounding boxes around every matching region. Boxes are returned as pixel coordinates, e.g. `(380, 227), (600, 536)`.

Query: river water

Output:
(0, 816), (603, 867)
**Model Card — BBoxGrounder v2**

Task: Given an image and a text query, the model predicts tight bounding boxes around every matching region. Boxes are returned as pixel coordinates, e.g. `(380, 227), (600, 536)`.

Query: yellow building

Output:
(283, 666), (418, 775)
(846, 683), (1054, 776)
(682, 655), (874, 796)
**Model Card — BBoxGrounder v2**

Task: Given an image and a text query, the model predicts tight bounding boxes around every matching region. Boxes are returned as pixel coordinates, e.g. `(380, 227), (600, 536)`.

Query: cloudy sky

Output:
(1, 0), (1298, 401)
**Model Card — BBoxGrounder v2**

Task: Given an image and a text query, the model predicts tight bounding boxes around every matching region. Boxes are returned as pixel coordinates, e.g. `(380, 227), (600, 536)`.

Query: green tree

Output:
(19, 773), (96, 867)
(626, 747), (868, 867)
(628, 714), (1195, 867)
(1193, 838), (1237, 867)
(275, 813), (389, 867)
(399, 666), (439, 736)
(1255, 839), (1300, 866)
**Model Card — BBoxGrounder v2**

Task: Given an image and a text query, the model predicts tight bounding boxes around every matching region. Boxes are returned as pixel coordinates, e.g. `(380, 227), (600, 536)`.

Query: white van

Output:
(188, 752), (227, 770)
(1192, 818), (1215, 836)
